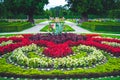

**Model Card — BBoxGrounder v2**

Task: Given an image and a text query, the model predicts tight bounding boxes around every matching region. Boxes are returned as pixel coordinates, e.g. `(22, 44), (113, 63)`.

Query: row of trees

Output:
(45, 5), (77, 18)
(0, 0), (120, 23)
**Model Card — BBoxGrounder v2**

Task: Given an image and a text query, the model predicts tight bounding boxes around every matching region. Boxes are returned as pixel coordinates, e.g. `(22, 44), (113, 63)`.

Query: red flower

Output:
(43, 42), (73, 58)
(22, 34), (33, 38)
(0, 34), (120, 57)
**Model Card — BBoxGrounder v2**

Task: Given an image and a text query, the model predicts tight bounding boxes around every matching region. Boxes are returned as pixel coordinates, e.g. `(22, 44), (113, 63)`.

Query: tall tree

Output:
(66, 0), (120, 22)
(3, 0), (48, 23)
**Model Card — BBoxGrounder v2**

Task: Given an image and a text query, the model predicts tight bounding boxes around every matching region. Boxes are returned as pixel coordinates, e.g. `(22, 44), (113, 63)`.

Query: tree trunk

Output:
(27, 14), (34, 24)
(81, 12), (88, 22)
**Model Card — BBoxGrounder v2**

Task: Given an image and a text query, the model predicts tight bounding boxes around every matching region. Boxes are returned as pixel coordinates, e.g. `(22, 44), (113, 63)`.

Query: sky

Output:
(44, 0), (67, 10)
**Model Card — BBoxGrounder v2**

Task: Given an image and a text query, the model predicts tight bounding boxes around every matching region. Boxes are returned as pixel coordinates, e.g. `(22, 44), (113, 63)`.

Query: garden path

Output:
(21, 21), (50, 33)
(65, 21), (91, 33)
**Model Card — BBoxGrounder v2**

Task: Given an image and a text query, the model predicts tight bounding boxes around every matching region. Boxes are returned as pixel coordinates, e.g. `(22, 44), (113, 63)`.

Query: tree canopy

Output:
(2, 0), (48, 23)
(66, 0), (120, 22)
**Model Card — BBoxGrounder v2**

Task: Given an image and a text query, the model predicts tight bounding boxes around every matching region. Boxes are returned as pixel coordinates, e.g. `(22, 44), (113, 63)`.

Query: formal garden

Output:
(0, 0), (120, 80)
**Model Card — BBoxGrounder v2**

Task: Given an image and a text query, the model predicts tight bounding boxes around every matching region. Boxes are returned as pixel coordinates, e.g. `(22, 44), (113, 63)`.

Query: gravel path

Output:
(21, 21), (49, 33)
(65, 21), (91, 33)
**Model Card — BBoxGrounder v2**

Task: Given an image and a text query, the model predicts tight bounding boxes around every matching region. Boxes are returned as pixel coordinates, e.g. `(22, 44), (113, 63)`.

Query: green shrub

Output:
(0, 22), (32, 32)
(80, 22), (120, 32)
(108, 9), (120, 18)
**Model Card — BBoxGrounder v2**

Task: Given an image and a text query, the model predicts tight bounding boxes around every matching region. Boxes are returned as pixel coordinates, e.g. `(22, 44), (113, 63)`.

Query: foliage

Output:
(0, 37), (32, 55)
(1, 76), (120, 80)
(43, 42), (73, 58)
(0, 21), (33, 32)
(0, 33), (120, 79)
(67, 19), (76, 23)
(101, 34), (120, 39)
(29, 33), (86, 44)
(102, 41), (120, 47)
(44, 5), (75, 18)
(66, 0), (120, 21)
(80, 21), (120, 33)
(35, 19), (47, 24)
(2, 0), (48, 23)
(108, 9), (120, 18)
(1, 33), (120, 57)
(0, 52), (119, 78)
(0, 40), (13, 46)
(8, 44), (106, 68)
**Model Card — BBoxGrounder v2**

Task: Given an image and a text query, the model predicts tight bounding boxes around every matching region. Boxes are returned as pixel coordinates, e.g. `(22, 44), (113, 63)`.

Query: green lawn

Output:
(67, 19), (76, 23)
(101, 34), (120, 38)
(35, 19), (48, 24)
(40, 25), (75, 32)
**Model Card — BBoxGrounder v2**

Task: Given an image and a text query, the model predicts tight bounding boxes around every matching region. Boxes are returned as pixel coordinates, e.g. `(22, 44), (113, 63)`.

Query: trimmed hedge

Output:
(0, 22), (33, 32)
(80, 22), (120, 32)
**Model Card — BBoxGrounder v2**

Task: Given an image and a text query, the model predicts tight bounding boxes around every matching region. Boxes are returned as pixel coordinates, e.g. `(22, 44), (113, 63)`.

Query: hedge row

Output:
(0, 22), (33, 32)
(80, 22), (120, 32)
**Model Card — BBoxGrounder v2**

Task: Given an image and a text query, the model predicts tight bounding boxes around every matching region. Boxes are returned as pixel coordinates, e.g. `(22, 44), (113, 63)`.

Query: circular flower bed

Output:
(0, 33), (120, 79)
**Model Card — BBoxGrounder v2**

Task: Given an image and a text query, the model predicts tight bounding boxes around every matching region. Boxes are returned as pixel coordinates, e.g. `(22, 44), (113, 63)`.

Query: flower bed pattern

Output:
(8, 44), (106, 68)
(0, 33), (120, 79)
(0, 33), (120, 69)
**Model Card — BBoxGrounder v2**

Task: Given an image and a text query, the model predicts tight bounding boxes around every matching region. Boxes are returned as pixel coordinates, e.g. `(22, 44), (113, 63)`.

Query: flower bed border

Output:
(0, 71), (119, 79)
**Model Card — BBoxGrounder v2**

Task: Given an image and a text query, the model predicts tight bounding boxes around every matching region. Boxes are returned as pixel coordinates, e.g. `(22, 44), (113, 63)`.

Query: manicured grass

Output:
(0, 34), (16, 37)
(40, 25), (75, 32)
(67, 19), (76, 23)
(35, 19), (47, 24)
(101, 34), (120, 39)
(79, 21), (120, 34)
